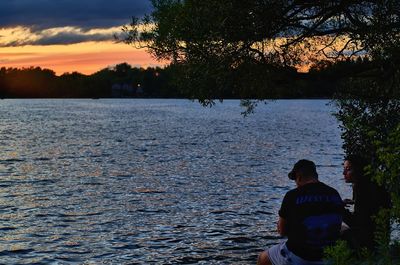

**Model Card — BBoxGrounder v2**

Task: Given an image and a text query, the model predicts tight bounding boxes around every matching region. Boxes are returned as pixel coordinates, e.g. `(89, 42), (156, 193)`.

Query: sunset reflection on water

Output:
(0, 99), (347, 263)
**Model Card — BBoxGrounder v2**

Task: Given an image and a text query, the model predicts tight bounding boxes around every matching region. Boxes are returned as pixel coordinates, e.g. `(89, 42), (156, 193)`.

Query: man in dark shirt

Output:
(342, 155), (391, 250)
(258, 159), (344, 265)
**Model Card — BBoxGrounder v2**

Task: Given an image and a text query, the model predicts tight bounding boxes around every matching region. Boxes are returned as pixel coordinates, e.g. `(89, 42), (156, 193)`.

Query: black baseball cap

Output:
(288, 159), (318, 180)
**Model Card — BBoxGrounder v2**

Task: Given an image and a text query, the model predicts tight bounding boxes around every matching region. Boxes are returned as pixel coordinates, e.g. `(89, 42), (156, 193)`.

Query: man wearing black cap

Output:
(258, 159), (344, 265)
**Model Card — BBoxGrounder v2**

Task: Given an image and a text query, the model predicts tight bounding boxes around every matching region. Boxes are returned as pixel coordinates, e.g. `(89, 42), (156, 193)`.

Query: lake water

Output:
(0, 99), (349, 264)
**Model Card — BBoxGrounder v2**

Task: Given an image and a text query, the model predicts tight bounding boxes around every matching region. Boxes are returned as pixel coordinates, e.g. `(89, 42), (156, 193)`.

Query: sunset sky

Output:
(0, 0), (164, 75)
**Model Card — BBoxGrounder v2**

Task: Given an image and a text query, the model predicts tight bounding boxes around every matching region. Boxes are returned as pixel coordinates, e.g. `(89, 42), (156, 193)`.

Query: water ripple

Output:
(0, 99), (348, 264)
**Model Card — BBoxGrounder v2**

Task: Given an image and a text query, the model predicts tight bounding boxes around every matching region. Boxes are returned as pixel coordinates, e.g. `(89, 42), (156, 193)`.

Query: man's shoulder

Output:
(285, 187), (300, 196)
(295, 182), (341, 196)
(317, 182), (340, 194)
(282, 188), (299, 203)
(284, 182), (341, 197)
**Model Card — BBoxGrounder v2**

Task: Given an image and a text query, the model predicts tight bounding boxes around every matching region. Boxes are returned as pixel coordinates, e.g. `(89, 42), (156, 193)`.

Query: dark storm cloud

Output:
(0, 0), (152, 30)
(36, 32), (112, 45)
(1, 30), (115, 47)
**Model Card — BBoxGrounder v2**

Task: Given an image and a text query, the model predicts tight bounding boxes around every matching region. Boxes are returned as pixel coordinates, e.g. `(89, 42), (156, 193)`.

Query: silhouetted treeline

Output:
(0, 59), (371, 99)
(0, 63), (182, 98)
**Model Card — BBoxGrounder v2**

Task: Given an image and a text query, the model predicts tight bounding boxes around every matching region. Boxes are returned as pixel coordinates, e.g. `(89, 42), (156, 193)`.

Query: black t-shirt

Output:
(279, 182), (344, 261)
(343, 180), (391, 249)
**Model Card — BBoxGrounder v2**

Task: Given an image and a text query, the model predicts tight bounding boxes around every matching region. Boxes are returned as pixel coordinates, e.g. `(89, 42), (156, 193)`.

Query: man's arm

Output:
(277, 217), (287, 236)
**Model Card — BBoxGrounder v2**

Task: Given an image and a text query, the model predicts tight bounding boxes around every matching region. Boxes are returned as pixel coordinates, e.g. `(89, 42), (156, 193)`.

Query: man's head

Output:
(343, 154), (366, 183)
(288, 159), (318, 186)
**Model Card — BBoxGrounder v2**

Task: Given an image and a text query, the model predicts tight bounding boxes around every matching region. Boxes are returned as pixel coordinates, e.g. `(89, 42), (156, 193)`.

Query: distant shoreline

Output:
(0, 97), (333, 100)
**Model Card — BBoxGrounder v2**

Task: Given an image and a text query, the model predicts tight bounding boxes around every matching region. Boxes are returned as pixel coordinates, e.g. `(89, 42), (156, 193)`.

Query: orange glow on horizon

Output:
(0, 41), (166, 75)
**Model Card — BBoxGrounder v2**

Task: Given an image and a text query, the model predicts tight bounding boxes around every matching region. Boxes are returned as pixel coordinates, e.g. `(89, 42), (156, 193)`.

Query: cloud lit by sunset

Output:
(0, 40), (165, 75)
(0, 0), (164, 75)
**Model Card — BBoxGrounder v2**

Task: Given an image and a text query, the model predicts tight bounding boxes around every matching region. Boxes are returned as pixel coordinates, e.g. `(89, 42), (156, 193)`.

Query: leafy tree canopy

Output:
(123, 0), (400, 102)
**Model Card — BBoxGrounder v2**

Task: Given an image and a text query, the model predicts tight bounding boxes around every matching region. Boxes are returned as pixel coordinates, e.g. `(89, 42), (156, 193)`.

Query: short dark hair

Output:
(288, 159), (318, 180)
(344, 154), (367, 169)
(344, 154), (367, 176)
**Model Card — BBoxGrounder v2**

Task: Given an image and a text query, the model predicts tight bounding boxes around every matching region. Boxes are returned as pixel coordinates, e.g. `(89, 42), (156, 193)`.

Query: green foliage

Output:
(324, 241), (354, 265)
(374, 209), (393, 264)
(324, 237), (400, 265)
(334, 48), (400, 229)
(333, 85), (400, 264)
(374, 126), (400, 223)
(334, 99), (400, 159)
(331, 52), (400, 265)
